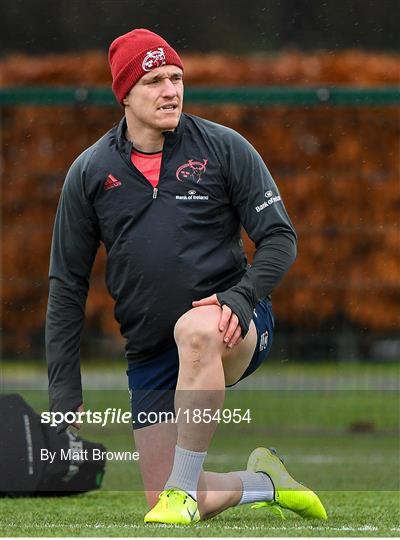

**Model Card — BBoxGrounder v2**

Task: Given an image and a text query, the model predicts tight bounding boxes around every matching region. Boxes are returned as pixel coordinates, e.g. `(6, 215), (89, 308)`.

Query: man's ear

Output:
(122, 96), (129, 106)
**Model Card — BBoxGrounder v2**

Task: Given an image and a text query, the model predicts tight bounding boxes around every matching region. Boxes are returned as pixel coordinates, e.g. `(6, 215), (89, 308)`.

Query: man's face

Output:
(123, 65), (184, 132)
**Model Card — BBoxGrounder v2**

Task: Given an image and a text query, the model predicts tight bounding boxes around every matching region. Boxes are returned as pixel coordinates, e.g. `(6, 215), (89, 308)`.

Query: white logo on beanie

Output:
(142, 47), (166, 71)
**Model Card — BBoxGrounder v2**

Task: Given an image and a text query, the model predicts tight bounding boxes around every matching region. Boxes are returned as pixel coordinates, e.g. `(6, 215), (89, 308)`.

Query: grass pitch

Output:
(0, 362), (399, 537)
(0, 490), (399, 537)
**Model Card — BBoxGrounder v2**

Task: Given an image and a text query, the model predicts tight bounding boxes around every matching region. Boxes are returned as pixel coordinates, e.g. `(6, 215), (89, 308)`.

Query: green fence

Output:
(1, 86), (399, 106)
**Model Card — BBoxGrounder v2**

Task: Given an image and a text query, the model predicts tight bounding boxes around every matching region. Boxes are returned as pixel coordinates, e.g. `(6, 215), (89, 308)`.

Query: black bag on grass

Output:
(0, 394), (106, 496)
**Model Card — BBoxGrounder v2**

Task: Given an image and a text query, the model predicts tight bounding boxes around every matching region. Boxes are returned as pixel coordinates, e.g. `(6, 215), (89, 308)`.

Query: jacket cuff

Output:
(49, 390), (83, 433)
(216, 289), (256, 337)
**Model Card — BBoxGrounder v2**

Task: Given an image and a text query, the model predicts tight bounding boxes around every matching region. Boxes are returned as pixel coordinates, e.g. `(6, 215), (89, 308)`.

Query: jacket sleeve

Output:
(216, 129), (297, 336)
(46, 154), (100, 432)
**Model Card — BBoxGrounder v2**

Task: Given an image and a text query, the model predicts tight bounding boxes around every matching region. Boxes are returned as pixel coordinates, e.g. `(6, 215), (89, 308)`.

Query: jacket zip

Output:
(120, 141), (165, 201)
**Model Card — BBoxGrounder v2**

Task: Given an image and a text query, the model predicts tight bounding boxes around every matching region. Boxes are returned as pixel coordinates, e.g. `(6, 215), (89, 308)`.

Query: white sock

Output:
(164, 445), (207, 500)
(234, 471), (274, 505)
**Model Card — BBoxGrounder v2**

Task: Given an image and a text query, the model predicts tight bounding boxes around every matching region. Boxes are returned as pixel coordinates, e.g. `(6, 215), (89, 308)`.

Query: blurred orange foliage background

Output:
(1, 51), (399, 355)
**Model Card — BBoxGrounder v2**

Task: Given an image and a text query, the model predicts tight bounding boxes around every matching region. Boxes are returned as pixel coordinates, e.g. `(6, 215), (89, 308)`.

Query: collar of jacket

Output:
(116, 114), (186, 157)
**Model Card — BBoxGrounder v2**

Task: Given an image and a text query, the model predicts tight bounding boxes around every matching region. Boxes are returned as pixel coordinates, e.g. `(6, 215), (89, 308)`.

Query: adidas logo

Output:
(104, 174), (122, 191)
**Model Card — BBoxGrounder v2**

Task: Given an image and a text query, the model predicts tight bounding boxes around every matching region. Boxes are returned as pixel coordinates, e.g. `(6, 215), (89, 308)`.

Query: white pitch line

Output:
(3, 522), (399, 532)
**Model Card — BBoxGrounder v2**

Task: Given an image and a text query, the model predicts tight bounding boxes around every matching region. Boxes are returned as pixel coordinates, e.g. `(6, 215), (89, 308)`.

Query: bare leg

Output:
(174, 305), (226, 452)
(134, 422), (177, 507)
(197, 471), (243, 519)
(173, 306), (257, 450)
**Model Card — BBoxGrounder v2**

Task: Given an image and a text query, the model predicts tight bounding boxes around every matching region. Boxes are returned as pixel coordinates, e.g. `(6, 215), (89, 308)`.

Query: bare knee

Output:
(174, 306), (223, 355)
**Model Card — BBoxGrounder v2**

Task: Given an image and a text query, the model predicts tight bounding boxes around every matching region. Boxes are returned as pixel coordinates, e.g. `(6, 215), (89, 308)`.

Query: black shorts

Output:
(127, 299), (274, 429)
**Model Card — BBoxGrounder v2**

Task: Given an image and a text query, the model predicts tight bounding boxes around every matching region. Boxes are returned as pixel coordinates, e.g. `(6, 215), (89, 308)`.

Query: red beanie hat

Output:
(109, 28), (184, 103)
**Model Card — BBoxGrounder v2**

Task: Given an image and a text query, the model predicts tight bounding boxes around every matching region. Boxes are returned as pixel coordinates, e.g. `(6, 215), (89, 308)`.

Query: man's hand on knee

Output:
(192, 294), (243, 349)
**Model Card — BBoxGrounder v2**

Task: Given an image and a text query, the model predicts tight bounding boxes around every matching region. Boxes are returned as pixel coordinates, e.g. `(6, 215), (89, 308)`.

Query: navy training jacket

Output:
(46, 113), (297, 421)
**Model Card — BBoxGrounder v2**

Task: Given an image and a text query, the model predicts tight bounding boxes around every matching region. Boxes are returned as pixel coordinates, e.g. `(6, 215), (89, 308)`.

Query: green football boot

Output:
(144, 488), (200, 525)
(247, 447), (328, 520)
